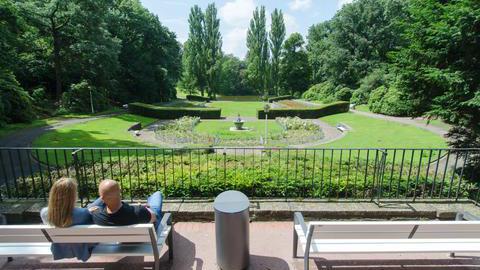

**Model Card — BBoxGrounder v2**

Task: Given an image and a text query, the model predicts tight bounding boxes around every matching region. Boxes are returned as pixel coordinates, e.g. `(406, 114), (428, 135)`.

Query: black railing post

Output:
(72, 149), (84, 206)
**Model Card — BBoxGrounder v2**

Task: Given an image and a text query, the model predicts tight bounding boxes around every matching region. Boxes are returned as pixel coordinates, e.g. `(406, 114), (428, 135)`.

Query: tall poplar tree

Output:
(246, 6), (269, 97)
(185, 5), (206, 96)
(204, 3), (222, 98)
(269, 9), (286, 96)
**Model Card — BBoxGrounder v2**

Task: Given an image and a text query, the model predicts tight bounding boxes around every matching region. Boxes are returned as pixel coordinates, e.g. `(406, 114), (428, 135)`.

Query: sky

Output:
(140, 0), (353, 59)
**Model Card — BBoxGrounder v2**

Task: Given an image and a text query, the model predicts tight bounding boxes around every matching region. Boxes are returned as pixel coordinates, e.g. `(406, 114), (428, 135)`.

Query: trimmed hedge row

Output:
(257, 101), (350, 119)
(186, 94), (210, 102)
(129, 102), (221, 119)
(268, 95), (293, 103)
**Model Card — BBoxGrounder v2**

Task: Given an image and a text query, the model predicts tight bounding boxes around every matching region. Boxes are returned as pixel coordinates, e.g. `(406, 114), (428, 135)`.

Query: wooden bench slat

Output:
(0, 244), (51, 256)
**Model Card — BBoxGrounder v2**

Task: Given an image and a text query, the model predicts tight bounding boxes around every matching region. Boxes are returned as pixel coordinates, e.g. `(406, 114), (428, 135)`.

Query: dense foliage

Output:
(0, 0), (181, 120)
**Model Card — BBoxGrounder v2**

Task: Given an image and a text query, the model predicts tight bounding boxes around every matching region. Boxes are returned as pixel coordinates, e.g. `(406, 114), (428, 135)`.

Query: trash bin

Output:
(214, 190), (250, 270)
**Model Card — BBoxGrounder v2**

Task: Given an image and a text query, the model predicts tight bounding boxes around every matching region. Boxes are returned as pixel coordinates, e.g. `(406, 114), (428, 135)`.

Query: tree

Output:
(204, 3), (222, 99)
(0, 0), (35, 125)
(20, 0), (77, 98)
(184, 5), (206, 96)
(307, 0), (406, 88)
(269, 9), (286, 96)
(109, 0), (181, 103)
(246, 6), (269, 97)
(280, 33), (311, 96)
(392, 0), (480, 177)
(217, 54), (253, 96)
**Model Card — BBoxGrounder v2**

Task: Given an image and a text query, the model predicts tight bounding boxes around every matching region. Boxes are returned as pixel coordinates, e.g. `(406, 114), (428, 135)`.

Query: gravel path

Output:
(0, 114), (119, 185)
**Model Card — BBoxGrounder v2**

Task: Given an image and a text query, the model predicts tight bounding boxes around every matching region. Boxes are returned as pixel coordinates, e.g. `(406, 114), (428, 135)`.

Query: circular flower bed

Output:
(154, 116), (324, 147)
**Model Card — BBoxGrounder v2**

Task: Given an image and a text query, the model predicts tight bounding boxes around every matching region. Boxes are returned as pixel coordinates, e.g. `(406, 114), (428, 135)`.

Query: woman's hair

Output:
(47, 177), (78, 227)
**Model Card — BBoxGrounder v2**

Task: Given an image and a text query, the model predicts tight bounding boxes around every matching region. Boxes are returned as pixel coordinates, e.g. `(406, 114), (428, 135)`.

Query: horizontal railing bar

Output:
(1, 147), (479, 151)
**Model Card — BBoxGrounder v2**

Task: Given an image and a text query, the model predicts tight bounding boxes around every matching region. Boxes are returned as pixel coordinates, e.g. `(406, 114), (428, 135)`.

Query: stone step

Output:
(0, 199), (479, 224)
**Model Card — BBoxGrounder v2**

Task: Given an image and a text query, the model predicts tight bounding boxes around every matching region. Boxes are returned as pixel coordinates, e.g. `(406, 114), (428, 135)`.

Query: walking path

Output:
(0, 115), (117, 147)
(295, 99), (450, 136)
(351, 109), (449, 136)
(0, 114), (119, 185)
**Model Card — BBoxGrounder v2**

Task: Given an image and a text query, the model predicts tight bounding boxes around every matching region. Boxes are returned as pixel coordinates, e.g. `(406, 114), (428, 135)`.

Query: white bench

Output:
(0, 213), (173, 270)
(293, 212), (480, 270)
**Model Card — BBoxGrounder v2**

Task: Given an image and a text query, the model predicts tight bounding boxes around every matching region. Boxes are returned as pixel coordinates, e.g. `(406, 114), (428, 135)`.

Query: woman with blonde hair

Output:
(40, 177), (97, 261)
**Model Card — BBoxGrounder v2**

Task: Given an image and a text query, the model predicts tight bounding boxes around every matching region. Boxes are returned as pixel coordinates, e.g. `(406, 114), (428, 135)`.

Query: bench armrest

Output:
(294, 212), (307, 236)
(456, 211), (480, 221)
(160, 213), (172, 227)
(156, 213), (172, 244)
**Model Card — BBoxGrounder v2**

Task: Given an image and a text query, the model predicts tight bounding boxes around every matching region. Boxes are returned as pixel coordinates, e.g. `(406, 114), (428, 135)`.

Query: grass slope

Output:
(320, 112), (447, 148)
(33, 114), (155, 148)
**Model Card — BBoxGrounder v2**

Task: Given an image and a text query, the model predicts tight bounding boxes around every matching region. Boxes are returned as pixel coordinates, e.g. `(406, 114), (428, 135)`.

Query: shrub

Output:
(31, 87), (48, 106)
(276, 117), (321, 131)
(0, 71), (35, 125)
(352, 68), (392, 105)
(62, 80), (109, 113)
(301, 81), (338, 103)
(335, 87), (352, 101)
(268, 95), (293, 103)
(368, 85), (413, 116)
(129, 102), (221, 119)
(257, 101), (350, 119)
(186, 94), (210, 102)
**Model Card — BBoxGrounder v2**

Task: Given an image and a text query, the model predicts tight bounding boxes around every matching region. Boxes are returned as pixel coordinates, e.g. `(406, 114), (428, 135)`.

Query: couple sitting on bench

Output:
(40, 177), (163, 261)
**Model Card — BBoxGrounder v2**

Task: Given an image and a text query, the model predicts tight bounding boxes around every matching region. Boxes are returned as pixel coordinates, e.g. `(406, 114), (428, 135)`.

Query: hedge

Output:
(257, 101), (350, 119)
(186, 94), (210, 102)
(129, 102), (221, 119)
(268, 95), (293, 103)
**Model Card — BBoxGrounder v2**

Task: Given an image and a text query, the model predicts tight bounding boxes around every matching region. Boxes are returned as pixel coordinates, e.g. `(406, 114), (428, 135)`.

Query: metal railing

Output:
(0, 147), (478, 204)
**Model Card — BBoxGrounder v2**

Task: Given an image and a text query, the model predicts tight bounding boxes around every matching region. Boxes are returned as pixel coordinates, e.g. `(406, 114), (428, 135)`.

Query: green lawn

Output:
(320, 112), (447, 148)
(0, 109), (122, 139)
(208, 101), (266, 117)
(354, 104), (370, 112)
(195, 120), (282, 140)
(33, 114), (155, 148)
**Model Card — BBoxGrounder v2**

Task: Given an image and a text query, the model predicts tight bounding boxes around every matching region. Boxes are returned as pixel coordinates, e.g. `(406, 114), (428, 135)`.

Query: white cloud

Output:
(223, 27), (248, 58)
(220, 0), (256, 27)
(289, 0), (312, 11)
(337, 0), (354, 9)
(283, 13), (299, 35)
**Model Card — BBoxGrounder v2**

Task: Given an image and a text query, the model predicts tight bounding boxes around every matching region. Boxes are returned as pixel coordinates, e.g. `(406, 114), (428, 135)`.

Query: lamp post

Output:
(89, 87), (95, 114)
(264, 104), (270, 145)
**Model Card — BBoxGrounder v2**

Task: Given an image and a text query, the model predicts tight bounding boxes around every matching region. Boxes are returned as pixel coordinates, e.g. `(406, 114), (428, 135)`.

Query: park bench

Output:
(293, 212), (480, 270)
(336, 123), (348, 132)
(0, 213), (173, 270)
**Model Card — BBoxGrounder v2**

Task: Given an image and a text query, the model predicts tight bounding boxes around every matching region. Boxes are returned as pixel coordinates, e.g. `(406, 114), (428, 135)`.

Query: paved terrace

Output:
(1, 200), (480, 269)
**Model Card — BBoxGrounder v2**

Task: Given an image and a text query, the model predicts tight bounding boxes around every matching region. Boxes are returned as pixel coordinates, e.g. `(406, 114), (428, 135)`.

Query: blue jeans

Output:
(88, 191), (163, 230)
(148, 191), (163, 230)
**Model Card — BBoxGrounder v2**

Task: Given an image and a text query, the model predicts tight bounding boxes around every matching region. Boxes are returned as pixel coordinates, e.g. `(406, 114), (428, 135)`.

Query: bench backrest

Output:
(308, 221), (480, 240)
(0, 224), (156, 244)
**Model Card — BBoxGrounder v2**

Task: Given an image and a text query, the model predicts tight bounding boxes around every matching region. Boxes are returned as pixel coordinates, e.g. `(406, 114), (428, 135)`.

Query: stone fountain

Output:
(230, 114), (251, 132)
